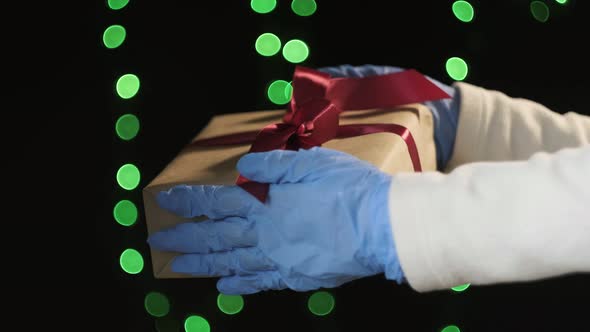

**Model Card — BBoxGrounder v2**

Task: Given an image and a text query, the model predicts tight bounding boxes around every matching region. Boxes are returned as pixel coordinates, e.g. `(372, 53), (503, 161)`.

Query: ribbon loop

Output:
(284, 66), (332, 123)
(295, 121), (316, 137)
(295, 99), (341, 147)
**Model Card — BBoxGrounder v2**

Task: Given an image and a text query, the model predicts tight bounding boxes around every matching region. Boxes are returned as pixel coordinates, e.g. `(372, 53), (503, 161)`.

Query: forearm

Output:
(446, 82), (590, 171)
(388, 145), (590, 292)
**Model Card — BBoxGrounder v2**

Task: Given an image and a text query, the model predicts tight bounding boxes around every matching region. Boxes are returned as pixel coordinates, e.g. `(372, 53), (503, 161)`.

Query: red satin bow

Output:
(191, 66), (451, 203)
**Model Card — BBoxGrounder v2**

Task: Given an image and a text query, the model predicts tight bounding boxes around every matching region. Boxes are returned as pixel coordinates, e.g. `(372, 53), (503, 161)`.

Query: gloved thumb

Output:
(236, 147), (361, 184)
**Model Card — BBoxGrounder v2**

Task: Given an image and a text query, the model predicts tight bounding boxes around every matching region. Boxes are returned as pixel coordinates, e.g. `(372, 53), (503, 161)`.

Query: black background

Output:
(6, 0), (589, 331)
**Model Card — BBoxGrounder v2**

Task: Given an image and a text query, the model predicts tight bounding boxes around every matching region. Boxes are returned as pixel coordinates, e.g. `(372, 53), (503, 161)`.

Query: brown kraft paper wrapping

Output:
(143, 103), (436, 278)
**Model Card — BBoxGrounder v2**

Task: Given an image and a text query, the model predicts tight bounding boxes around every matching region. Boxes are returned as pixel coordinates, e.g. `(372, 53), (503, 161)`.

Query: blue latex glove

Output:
(318, 64), (461, 171)
(148, 146), (404, 295)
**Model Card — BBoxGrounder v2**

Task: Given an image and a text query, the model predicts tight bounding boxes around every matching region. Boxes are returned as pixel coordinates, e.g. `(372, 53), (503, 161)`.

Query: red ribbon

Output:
(190, 66), (450, 203)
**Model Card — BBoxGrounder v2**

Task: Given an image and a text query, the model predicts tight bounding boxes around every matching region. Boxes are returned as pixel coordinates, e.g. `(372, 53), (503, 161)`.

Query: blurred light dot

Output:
(452, 1), (474, 22)
(108, 0), (129, 10)
(120, 248), (144, 274)
(446, 57), (469, 81)
(113, 200), (138, 226)
(282, 39), (309, 63)
(284, 82), (293, 100)
(291, 0), (317, 16)
(255, 33), (281, 56)
(267, 80), (291, 105)
(116, 114), (140, 140)
(530, 1), (550, 23)
(117, 163), (141, 190)
(103, 25), (126, 49)
(156, 318), (180, 332)
(308, 291), (335, 316)
(441, 325), (461, 332)
(451, 283), (471, 292)
(184, 315), (210, 332)
(555, 0), (568, 4)
(251, 0), (276, 14)
(217, 293), (244, 315)
(116, 74), (140, 99)
(145, 292), (170, 318)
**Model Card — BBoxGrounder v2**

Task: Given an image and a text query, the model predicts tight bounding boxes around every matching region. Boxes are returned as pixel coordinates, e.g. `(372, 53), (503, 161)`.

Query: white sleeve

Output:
(446, 82), (590, 171)
(388, 144), (590, 292)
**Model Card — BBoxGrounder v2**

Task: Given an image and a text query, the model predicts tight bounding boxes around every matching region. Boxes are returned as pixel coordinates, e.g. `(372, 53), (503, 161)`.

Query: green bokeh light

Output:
(251, 0), (276, 14)
(116, 114), (140, 140)
(291, 0), (317, 16)
(120, 248), (144, 274)
(446, 57), (469, 81)
(530, 1), (550, 23)
(145, 292), (171, 318)
(267, 80), (291, 105)
(108, 0), (129, 10)
(452, 1), (474, 23)
(451, 283), (471, 292)
(441, 325), (461, 332)
(308, 291), (335, 316)
(117, 163), (141, 190)
(217, 293), (244, 315)
(156, 318), (180, 332)
(116, 74), (140, 99)
(555, 0), (568, 4)
(282, 39), (309, 63)
(284, 82), (293, 100)
(103, 25), (126, 49)
(113, 200), (138, 226)
(255, 33), (281, 56)
(184, 315), (210, 332)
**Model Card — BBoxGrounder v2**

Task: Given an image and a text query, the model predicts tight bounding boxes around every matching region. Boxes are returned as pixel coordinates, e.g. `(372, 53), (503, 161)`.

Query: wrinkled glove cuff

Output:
(424, 85), (461, 171)
(368, 176), (406, 284)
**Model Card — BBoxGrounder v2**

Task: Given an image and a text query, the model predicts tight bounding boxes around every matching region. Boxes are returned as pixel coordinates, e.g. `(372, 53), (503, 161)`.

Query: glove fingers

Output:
(317, 65), (355, 77)
(317, 64), (404, 78)
(216, 270), (287, 295)
(171, 247), (275, 277)
(147, 217), (256, 254)
(156, 184), (260, 219)
(237, 146), (368, 184)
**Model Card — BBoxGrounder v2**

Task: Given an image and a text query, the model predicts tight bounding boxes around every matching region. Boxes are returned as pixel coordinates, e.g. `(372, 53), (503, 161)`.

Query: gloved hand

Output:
(318, 64), (460, 171)
(148, 146), (404, 295)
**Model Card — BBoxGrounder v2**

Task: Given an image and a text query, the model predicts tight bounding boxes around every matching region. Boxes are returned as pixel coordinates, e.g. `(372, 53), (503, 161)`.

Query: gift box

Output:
(143, 66), (447, 278)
